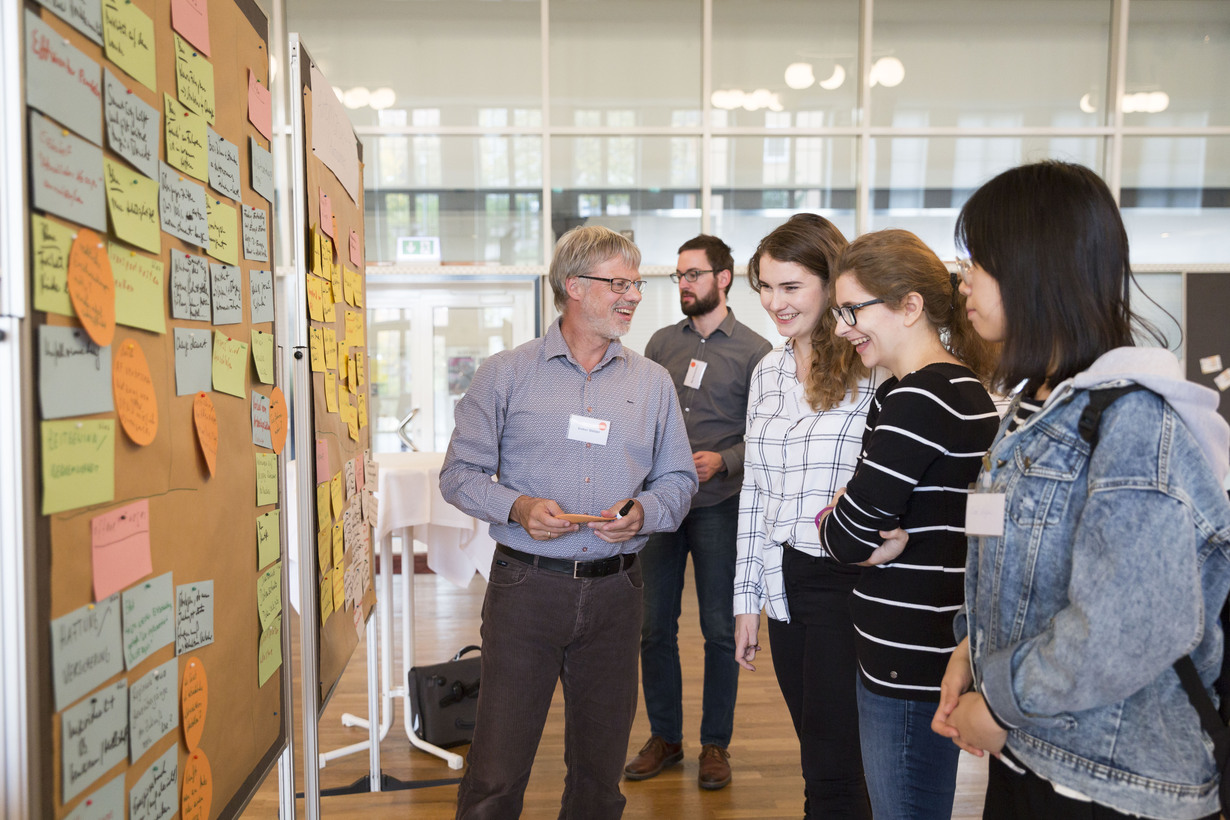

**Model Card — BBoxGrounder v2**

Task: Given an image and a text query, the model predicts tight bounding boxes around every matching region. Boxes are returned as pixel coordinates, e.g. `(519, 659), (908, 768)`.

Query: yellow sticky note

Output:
(257, 561), (281, 630)
(309, 328), (326, 372)
(323, 328), (338, 370)
(353, 350), (365, 387)
(251, 329), (274, 385)
(316, 480), (331, 534)
(332, 565), (345, 611)
(109, 242), (166, 334)
(174, 34), (216, 124)
(338, 348), (349, 388)
(317, 526), (331, 573)
(331, 473), (344, 520)
(357, 393), (368, 428)
(332, 521), (343, 568)
(306, 275), (324, 322)
(324, 372), (339, 412)
(320, 575), (333, 625)
(257, 509), (280, 569)
(312, 226), (322, 274)
(165, 94), (208, 182)
(345, 310), (364, 344)
(341, 267), (354, 306)
(211, 330), (248, 397)
(31, 214), (75, 316)
(354, 273), (364, 309)
(330, 263), (343, 305)
(103, 159), (160, 254)
(41, 420), (115, 514)
(322, 289), (336, 323)
(347, 412), (360, 442)
(206, 197), (238, 265)
(256, 452), (278, 507)
(103, 0), (157, 92)
(257, 615), (282, 686)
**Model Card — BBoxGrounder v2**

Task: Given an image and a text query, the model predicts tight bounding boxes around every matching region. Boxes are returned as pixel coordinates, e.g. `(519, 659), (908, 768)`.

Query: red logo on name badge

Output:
(598, 422), (607, 431)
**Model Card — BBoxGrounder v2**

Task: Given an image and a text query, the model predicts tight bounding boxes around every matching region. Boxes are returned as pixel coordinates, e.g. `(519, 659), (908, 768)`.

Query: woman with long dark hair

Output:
(932, 160), (1230, 820)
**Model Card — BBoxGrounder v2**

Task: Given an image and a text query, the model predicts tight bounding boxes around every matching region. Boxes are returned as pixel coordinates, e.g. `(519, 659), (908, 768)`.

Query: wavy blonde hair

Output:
(747, 214), (867, 411)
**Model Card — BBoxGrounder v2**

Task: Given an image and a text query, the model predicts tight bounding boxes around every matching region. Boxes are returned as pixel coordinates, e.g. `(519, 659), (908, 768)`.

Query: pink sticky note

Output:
(248, 69), (272, 140)
(172, 0), (211, 56)
(91, 499), (153, 601)
(349, 229), (361, 267)
(316, 439), (331, 484)
(354, 456), (365, 493)
(318, 191), (335, 239)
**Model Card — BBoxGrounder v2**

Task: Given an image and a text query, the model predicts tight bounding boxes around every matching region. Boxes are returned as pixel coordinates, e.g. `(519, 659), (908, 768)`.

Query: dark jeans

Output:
(767, 548), (870, 819)
(638, 494), (740, 748)
(456, 551), (643, 820)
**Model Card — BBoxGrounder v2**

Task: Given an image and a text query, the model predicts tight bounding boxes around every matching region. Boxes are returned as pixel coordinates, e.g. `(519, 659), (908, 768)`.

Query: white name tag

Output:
(965, 492), (1007, 537)
(785, 383), (809, 422)
(568, 413), (611, 446)
(683, 358), (707, 389)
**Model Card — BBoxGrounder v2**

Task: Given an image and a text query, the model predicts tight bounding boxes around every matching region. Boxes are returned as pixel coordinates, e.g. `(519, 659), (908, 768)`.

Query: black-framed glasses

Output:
(576, 274), (646, 294)
(669, 269), (715, 283)
(830, 298), (885, 326)
(954, 256), (974, 287)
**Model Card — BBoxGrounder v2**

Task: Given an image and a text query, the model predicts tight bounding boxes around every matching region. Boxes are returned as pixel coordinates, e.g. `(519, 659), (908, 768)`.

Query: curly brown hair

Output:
(747, 214), (867, 411)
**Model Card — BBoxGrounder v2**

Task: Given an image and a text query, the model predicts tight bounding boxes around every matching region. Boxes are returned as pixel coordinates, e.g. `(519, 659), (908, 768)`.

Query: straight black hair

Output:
(955, 161), (1163, 392)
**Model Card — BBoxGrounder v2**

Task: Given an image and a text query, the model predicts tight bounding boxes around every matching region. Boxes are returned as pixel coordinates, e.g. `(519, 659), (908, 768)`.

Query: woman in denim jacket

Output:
(930, 160), (1230, 820)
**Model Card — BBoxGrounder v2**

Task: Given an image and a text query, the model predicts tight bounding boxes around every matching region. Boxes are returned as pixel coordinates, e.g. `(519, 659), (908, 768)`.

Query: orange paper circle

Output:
(181, 748), (213, 820)
(269, 386), (288, 455)
(193, 393), (219, 477)
(182, 658), (208, 752)
(113, 340), (158, 445)
(67, 229), (116, 347)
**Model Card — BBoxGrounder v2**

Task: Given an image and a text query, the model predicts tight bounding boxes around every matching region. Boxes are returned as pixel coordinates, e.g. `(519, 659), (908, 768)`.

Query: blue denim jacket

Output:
(956, 348), (1230, 819)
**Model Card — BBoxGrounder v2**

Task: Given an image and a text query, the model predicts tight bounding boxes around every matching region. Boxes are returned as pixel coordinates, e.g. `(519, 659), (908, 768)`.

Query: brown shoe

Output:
(623, 736), (684, 781)
(697, 744), (731, 790)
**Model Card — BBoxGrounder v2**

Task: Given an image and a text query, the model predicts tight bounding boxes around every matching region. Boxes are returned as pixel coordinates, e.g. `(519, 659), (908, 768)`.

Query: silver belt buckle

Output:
(573, 560), (582, 579)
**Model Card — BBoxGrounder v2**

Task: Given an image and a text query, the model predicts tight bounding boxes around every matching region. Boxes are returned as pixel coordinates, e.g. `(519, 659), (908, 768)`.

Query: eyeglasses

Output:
(669, 269), (715, 283)
(954, 257), (974, 287)
(830, 298), (885, 326)
(576, 274), (646, 294)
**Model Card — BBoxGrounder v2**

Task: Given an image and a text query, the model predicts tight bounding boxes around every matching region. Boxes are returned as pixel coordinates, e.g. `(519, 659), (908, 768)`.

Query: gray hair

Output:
(548, 226), (641, 312)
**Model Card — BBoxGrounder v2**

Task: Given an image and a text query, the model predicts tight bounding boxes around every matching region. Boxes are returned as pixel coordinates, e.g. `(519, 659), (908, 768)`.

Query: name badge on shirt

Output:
(965, 492), (1007, 537)
(785, 383), (809, 422)
(683, 358), (707, 389)
(568, 413), (611, 446)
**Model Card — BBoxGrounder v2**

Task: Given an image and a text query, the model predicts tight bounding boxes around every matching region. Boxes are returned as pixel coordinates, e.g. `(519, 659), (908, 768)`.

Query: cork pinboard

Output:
(24, 0), (289, 817)
(1184, 272), (1230, 424)
(292, 38), (378, 710)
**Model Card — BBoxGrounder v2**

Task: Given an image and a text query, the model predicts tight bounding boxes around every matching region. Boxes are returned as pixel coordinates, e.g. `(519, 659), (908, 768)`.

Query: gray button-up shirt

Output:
(440, 319), (698, 560)
(644, 309), (772, 509)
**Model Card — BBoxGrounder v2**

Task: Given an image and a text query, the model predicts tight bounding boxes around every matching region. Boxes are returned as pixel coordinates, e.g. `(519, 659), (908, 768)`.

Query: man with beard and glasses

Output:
(624, 235), (772, 791)
(442, 225), (697, 820)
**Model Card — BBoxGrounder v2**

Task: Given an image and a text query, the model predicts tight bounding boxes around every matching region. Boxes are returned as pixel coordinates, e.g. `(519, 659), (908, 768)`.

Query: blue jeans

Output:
(638, 495), (739, 747)
(855, 680), (959, 820)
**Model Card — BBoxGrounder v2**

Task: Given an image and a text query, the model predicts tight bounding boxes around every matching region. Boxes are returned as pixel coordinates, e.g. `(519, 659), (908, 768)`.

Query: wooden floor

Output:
(242, 566), (989, 819)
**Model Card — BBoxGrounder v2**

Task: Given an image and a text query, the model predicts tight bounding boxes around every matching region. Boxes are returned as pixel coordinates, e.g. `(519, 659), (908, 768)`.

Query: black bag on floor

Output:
(409, 644), (480, 748)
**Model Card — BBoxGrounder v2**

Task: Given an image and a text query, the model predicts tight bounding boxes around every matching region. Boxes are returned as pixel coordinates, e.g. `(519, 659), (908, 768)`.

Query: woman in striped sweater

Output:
(818, 229), (999, 819)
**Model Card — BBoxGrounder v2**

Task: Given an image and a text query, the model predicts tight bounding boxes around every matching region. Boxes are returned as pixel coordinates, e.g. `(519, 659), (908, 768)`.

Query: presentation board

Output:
(292, 39), (378, 709)
(23, 0), (290, 817)
(1184, 272), (1230, 425)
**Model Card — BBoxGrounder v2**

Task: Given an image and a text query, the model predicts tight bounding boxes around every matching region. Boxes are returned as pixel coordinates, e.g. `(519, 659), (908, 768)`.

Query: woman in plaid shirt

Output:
(733, 214), (881, 818)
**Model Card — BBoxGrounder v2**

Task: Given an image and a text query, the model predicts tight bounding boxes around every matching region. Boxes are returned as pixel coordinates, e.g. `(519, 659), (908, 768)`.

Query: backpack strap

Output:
(1077, 385), (1148, 448)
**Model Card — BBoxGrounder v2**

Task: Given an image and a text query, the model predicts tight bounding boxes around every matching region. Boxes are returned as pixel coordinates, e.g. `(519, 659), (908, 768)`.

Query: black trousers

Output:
(767, 548), (871, 819)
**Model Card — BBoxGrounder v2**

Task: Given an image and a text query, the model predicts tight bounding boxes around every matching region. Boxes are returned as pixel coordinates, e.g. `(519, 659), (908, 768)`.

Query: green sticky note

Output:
(251, 329), (274, 385)
(103, 158), (160, 254)
(103, 0), (156, 92)
(211, 330), (248, 398)
(256, 561), (281, 630)
(257, 614), (281, 687)
(165, 94), (208, 182)
(31, 214), (75, 316)
(255, 452), (278, 507)
(206, 196), (238, 266)
(109, 242), (166, 334)
(257, 509), (279, 569)
(41, 420), (115, 514)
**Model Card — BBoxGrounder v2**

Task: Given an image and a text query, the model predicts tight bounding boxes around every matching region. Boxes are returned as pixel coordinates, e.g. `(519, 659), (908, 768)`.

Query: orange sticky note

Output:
(318, 190), (334, 238)
(193, 392), (218, 476)
(182, 748), (213, 820)
(248, 69), (272, 140)
(113, 340), (159, 446)
(90, 499), (152, 601)
(67, 229), (116, 347)
(182, 658), (208, 752)
(172, 0), (211, 56)
(269, 386), (288, 455)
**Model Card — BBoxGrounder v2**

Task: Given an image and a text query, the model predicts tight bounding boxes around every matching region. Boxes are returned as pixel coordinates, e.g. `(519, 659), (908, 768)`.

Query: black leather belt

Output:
(496, 543), (635, 579)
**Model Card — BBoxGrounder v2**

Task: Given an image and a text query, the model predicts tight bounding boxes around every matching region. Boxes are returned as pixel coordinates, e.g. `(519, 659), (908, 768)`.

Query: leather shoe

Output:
(697, 744), (731, 790)
(623, 736), (683, 781)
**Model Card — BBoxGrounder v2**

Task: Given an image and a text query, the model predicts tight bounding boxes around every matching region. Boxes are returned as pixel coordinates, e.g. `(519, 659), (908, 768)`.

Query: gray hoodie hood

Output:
(1062, 347), (1230, 484)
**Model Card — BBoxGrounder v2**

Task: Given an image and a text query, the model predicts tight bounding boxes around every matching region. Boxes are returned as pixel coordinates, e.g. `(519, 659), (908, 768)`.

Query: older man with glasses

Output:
(623, 235), (771, 791)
